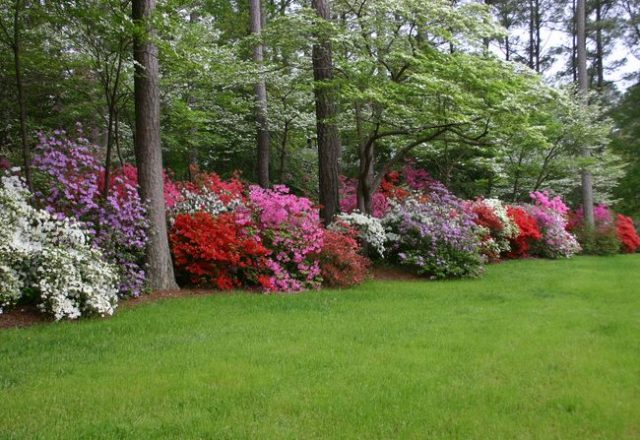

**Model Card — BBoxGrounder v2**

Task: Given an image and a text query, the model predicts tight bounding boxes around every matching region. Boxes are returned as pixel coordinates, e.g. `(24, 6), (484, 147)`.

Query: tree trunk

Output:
(311, 0), (341, 224)
(12, 0), (32, 189)
(132, 0), (178, 291)
(595, 0), (604, 90)
(576, 0), (595, 228)
(250, 0), (270, 188)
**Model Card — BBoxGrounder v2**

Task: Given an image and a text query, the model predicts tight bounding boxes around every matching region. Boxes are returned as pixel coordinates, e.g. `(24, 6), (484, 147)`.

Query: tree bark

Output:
(311, 0), (341, 224)
(132, 0), (178, 291)
(576, 0), (595, 228)
(595, 0), (604, 90)
(11, 0), (32, 189)
(250, 0), (270, 188)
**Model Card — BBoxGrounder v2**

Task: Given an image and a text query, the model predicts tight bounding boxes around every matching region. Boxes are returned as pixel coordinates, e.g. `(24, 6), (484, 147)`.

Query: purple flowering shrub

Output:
(32, 129), (148, 296)
(382, 182), (484, 279)
(249, 185), (324, 291)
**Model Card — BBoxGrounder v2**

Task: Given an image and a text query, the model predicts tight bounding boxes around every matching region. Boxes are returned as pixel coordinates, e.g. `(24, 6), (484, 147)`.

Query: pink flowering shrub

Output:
(249, 185), (324, 291)
(114, 164), (181, 209)
(526, 191), (580, 258)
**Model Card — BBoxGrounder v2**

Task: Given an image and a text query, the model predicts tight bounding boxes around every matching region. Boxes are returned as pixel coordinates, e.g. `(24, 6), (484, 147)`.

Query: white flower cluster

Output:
(332, 211), (387, 258)
(0, 174), (118, 319)
(483, 198), (520, 239)
(170, 187), (242, 219)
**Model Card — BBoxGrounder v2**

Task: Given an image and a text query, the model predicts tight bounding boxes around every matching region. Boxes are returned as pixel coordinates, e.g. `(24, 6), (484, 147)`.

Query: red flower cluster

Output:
(507, 206), (542, 257)
(180, 170), (245, 204)
(317, 229), (371, 288)
(616, 214), (640, 253)
(170, 212), (270, 290)
(471, 202), (504, 232)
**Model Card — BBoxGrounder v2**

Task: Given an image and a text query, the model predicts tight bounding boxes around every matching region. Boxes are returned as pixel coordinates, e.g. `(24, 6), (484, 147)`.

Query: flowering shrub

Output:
(170, 212), (271, 290)
(616, 214), (640, 253)
(0, 173), (118, 319)
(331, 212), (386, 258)
(114, 164), (180, 209)
(170, 172), (244, 218)
(382, 190), (484, 279)
(570, 204), (620, 255)
(526, 191), (581, 258)
(339, 176), (390, 218)
(506, 206), (542, 257)
(249, 185), (324, 291)
(33, 130), (148, 296)
(317, 229), (371, 288)
(466, 198), (520, 260)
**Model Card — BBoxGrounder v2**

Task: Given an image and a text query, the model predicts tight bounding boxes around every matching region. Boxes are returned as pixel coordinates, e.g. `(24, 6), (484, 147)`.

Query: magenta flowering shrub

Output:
(33, 129), (148, 296)
(525, 191), (580, 258)
(249, 185), (324, 291)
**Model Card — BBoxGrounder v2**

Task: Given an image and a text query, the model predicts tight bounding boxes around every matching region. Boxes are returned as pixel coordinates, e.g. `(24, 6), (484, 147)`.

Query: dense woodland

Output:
(0, 0), (639, 301)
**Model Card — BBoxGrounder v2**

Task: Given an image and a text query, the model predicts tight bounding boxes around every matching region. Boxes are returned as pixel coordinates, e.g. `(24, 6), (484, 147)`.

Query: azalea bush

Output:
(570, 204), (620, 256)
(0, 173), (118, 319)
(506, 206), (542, 258)
(33, 130), (148, 296)
(466, 198), (520, 260)
(616, 214), (640, 253)
(170, 212), (271, 290)
(526, 191), (581, 258)
(317, 229), (372, 288)
(382, 187), (484, 279)
(331, 212), (386, 258)
(249, 185), (324, 291)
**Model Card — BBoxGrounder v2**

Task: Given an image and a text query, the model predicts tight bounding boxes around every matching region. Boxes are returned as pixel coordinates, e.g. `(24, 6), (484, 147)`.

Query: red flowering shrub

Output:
(471, 203), (504, 232)
(169, 212), (271, 290)
(616, 214), (640, 253)
(183, 171), (245, 204)
(507, 206), (542, 257)
(317, 229), (371, 288)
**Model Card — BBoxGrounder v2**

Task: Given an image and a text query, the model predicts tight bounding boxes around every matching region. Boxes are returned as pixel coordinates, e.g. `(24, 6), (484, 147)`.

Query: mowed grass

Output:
(1, 256), (640, 439)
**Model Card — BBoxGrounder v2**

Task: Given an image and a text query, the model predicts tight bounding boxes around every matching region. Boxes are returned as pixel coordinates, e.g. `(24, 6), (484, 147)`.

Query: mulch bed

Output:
(1, 268), (423, 330)
(0, 305), (52, 329)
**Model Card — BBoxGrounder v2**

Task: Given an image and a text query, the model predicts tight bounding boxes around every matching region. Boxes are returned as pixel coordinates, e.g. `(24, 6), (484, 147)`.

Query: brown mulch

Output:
(0, 305), (52, 329)
(372, 265), (424, 281)
(1, 268), (421, 330)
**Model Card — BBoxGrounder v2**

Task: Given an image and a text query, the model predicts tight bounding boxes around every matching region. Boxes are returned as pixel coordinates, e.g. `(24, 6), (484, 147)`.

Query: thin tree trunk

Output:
(312, 0), (341, 224)
(132, 0), (178, 291)
(571, 0), (577, 82)
(279, 120), (289, 182)
(595, 0), (604, 90)
(12, 0), (31, 189)
(250, 0), (270, 187)
(534, 0), (541, 72)
(577, 0), (595, 228)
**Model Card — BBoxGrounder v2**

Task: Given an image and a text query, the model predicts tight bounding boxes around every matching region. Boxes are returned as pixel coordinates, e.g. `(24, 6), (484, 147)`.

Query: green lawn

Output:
(1, 256), (640, 439)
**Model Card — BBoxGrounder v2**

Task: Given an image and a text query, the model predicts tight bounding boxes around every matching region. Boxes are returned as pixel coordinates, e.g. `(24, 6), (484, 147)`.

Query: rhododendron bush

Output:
(0, 174), (118, 319)
(33, 130), (148, 296)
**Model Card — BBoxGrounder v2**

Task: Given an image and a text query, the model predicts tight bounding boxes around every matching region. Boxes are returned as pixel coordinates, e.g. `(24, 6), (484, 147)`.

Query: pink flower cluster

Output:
(249, 185), (324, 291)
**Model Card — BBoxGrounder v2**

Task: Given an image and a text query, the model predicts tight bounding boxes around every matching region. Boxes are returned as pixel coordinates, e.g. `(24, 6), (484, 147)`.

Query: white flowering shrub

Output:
(332, 212), (387, 258)
(0, 173), (119, 319)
